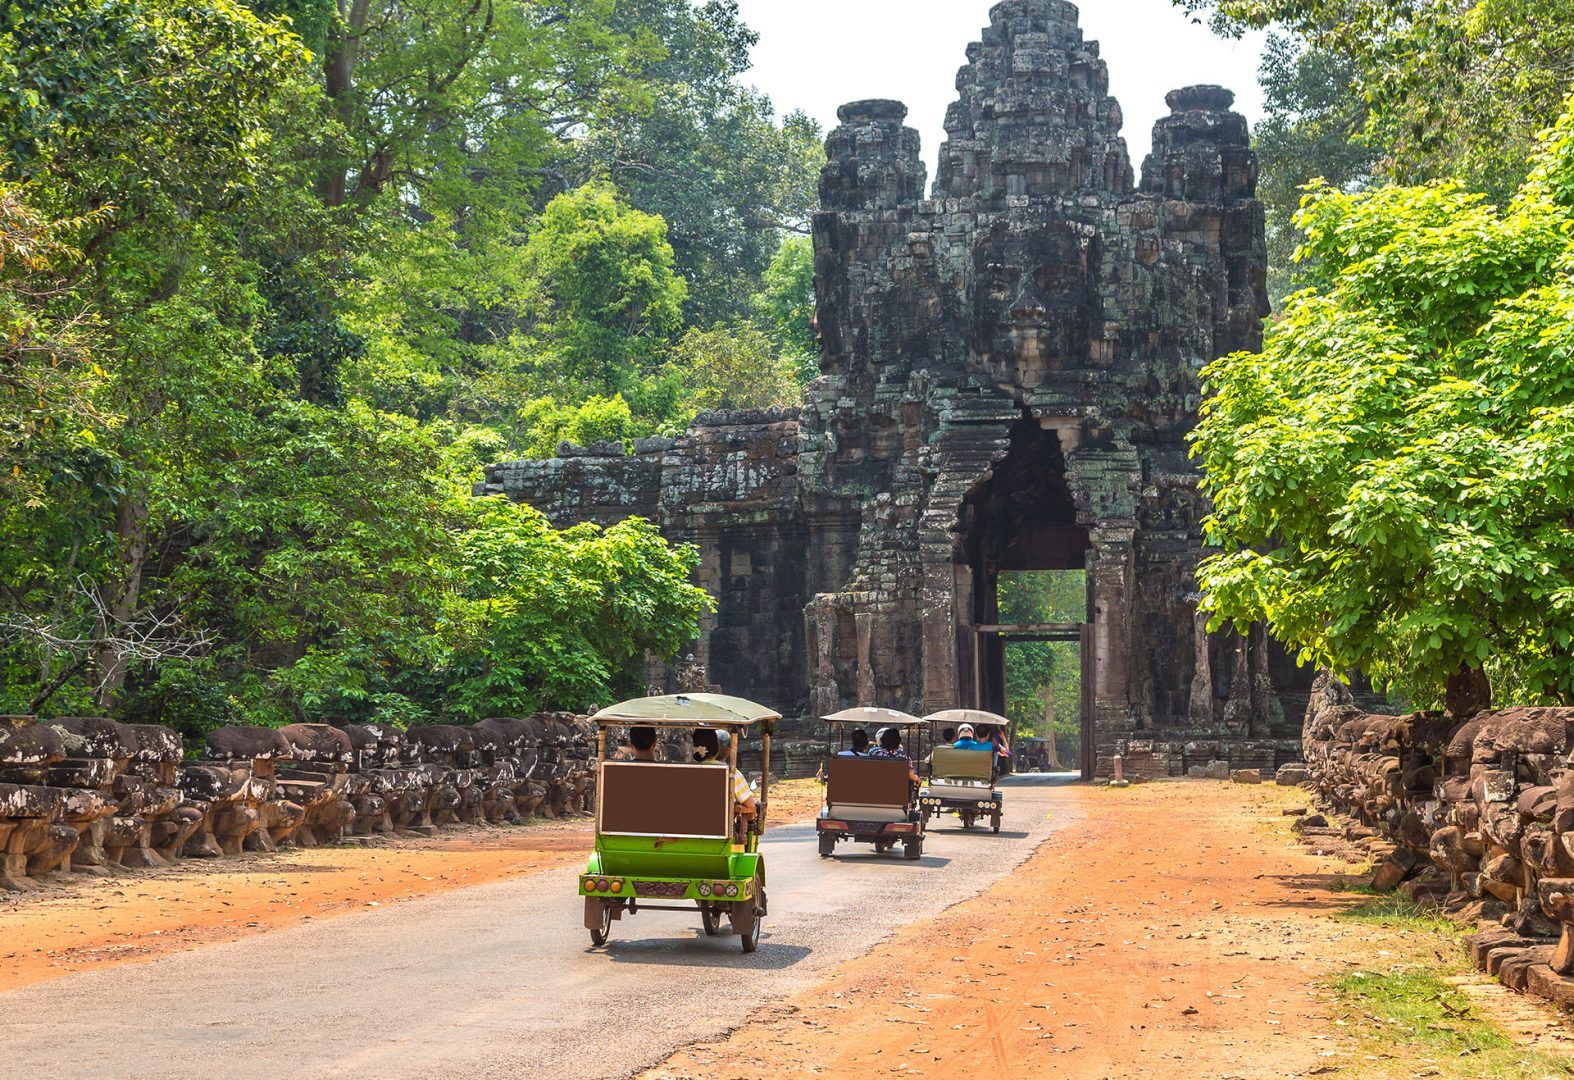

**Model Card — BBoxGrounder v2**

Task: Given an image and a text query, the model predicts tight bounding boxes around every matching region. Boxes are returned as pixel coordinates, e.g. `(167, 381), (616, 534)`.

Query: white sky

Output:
(733, 0), (1266, 171)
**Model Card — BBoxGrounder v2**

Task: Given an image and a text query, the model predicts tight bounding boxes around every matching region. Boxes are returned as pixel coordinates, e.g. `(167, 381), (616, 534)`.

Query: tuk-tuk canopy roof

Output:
(592, 693), (780, 728)
(822, 706), (924, 727)
(923, 709), (1011, 728)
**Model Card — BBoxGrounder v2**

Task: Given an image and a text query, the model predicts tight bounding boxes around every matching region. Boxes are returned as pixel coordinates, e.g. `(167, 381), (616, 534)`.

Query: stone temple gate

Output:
(480, 0), (1312, 777)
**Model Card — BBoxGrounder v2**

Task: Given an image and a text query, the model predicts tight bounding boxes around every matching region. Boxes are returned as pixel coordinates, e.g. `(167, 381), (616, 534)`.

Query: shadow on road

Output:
(923, 828), (1031, 840)
(997, 772), (1082, 787)
(821, 852), (952, 868)
(1258, 871), (1371, 912)
(595, 937), (813, 970)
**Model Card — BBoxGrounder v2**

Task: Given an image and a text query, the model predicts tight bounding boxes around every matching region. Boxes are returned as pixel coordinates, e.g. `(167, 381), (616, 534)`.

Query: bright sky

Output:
(733, 0), (1266, 171)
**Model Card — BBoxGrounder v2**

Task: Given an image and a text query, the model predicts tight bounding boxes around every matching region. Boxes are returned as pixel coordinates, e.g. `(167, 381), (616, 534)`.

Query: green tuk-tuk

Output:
(580, 694), (778, 953)
(920, 708), (1006, 833)
(815, 706), (927, 860)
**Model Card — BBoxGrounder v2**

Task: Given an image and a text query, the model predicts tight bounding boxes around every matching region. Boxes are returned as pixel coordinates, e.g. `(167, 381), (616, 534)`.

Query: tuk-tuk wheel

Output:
(903, 837), (923, 860)
(586, 897), (612, 946)
(817, 833), (835, 858)
(701, 905), (722, 936)
(733, 873), (765, 953)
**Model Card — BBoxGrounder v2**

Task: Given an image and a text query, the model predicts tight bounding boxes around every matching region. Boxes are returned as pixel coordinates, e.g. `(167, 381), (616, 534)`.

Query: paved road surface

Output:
(0, 775), (1079, 1079)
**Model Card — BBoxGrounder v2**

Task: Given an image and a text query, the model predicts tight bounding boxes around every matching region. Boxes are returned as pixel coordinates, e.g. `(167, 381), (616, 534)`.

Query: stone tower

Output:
(481, 0), (1308, 777)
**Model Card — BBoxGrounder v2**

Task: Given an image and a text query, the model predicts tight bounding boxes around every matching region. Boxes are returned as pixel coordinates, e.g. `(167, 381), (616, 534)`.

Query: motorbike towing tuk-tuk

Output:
(920, 708), (1006, 833)
(815, 707), (927, 861)
(580, 693), (778, 953)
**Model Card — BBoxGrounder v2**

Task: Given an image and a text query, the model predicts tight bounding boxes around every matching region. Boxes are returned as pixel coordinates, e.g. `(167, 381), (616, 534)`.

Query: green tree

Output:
(1176, 0), (1574, 199)
(439, 499), (713, 716)
(517, 181), (687, 395)
(1191, 101), (1574, 715)
(752, 233), (817, 374)
(672, 324), (802, 413)
(998, 571), (1086, 766)
(0, 182), (106, 508)
(0, 0), (775, 727)
(564, 0), (823, 325)
(1253, 35), (1376, 304)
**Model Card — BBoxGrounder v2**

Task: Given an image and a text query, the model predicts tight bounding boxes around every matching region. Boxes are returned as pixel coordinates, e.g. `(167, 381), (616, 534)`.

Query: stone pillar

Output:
(1087, 525), (1136, 736)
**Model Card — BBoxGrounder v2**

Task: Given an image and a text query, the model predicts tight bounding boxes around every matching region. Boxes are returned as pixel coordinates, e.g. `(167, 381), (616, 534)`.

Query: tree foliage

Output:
(0, 0), (768, 727)
(563, 0), (822, 326)
(998, 571), (1085, 763)
(1177, 0), (1574, 199)
(1252, 34), (1377, 303)
(1192, 101), (1574, 712)
(670, 324), (801, 413)
(753, 233), (817, 375)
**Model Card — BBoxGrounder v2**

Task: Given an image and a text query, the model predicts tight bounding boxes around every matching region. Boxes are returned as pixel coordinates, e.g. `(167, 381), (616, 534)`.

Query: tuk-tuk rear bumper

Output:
(579, 874), (754, 902)
(919, 793), (1002, 812)
(816, 818), (921, 839)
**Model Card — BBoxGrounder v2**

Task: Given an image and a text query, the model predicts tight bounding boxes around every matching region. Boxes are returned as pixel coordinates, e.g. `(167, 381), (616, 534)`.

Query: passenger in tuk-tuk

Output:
(614, 725), (660, 762)
(838, 728), (872, 756)
(869, 726), (921, 785)
(983, 723), (1011, 772)
(952, 723), (993, 752)
(691, 728), (758, 819)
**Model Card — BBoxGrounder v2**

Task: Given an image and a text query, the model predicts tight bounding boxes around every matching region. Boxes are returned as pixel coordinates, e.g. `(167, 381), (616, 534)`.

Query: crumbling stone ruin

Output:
(0, 713), (594, 891)
(1297, 680), (1574, 1012)
(479, 0), (1312, 778)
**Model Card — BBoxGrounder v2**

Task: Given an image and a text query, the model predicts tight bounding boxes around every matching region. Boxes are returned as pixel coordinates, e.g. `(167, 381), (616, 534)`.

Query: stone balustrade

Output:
(0, 712), (595, 891)
(1296, 676), (1574, 1010)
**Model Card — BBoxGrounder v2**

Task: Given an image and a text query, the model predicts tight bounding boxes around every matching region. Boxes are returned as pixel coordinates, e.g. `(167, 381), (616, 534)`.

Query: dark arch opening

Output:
(956, 413), (1092, 775)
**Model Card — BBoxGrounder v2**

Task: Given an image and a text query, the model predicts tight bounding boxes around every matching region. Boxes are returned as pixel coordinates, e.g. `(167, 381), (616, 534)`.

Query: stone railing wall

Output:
(0, 713), (595, 891)
(1296, 676), (1574, 1010)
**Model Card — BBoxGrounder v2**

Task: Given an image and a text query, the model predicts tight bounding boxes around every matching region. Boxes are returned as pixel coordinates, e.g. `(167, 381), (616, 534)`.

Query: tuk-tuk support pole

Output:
(596, 725), (607, 762)
(760, 723), (772, 822)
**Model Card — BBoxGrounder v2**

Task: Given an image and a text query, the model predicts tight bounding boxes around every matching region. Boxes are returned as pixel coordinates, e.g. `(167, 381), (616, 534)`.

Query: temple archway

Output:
(955, 414), (1094, 776)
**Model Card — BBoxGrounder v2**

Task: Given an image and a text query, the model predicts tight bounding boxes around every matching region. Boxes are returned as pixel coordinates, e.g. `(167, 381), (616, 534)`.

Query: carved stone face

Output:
(971, 219), (1098, 388)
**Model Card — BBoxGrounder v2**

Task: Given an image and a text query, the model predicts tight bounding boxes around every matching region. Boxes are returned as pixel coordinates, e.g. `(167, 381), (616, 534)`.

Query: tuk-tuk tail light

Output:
(698, 882), (712, 897)
(609, 879), (623, 893)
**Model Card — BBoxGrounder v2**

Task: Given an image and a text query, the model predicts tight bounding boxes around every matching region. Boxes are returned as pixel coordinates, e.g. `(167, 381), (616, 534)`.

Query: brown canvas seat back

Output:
(598, 761), (731, 838)
(931, 747), (994, 783)
(827, 756), (913, 822)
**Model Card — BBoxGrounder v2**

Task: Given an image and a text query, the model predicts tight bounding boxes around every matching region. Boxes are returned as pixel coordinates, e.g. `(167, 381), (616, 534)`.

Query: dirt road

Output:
(5, 778), (1568, 1079)
(647, 780), (1574, 1079)
(0, 776), (1076, 1079)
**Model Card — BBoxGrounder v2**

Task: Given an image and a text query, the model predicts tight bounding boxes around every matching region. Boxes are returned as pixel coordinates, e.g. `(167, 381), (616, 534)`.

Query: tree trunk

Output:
(316, 0), (372, 207)
(1445, 663), (1493, 719)
(90, 497), (149, 708)
(29, 654), (91, 715)
(1042, 686), (1061, 771)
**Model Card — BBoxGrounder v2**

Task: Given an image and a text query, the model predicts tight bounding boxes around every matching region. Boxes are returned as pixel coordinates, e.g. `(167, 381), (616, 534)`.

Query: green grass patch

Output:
(1331, 968), (1573, 1078)
(1334, 894), (1464, 934)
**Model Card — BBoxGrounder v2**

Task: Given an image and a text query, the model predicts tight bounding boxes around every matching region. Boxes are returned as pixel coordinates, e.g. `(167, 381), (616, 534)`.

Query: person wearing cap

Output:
(952, 723), (994, 752)
(691, 728), (757, 818)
